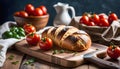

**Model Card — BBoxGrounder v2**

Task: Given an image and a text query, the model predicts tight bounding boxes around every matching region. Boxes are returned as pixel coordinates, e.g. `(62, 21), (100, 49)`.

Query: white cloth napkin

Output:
(0, 21), (24, 67)
(101, 20), (120, 42)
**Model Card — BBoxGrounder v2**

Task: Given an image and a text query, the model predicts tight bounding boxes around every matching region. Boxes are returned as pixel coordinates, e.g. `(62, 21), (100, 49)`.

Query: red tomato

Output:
(108, 13), (118, 24)
(79, 15), (89, 25)
(14, 11), (20, 16)
(39, 5), (47, 15)
(39, 37), (53, 50)
(24, 4), (35, 15)
(107, 45), (120, 59)
(83, 12), (91, 18)
(33, 8), (43, 16)
(99, 14), (107, 19)
(19, 11), (28, 17)
(92, 14), (100, 25)
(100, 18), (110, 27)
(26, 33), (40, 46)
(23, 24), (36, 34)
(88, 21), (96, 26)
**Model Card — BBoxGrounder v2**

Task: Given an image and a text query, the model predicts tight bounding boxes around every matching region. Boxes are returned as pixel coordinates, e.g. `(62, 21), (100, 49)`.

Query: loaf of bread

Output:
(42, 25), (92, 51)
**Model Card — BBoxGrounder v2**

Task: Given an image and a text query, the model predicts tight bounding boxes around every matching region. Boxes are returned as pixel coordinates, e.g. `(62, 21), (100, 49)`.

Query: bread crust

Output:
(42, 25), (92, 51)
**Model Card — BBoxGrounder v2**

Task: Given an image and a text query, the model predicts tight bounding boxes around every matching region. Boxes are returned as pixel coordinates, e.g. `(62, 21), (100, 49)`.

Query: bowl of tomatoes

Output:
(70, 12), (119, 44)
(14, 4), (49, 31)
(79, 12), (118, 27)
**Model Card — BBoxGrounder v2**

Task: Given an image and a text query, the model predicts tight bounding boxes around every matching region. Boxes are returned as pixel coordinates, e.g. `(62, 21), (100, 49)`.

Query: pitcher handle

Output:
(68, 6), (75, 18)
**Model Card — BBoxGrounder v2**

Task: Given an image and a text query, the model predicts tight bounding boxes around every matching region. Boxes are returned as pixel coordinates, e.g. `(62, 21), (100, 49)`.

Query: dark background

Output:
(0, 0), (120, 26)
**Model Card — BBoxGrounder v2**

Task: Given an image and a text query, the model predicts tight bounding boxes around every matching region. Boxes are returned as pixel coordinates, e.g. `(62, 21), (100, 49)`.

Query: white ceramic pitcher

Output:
(53, 2), (75, 26)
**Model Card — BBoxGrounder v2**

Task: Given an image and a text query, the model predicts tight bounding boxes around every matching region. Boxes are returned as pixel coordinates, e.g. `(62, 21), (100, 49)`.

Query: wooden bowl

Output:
(14, 14), (49, 31)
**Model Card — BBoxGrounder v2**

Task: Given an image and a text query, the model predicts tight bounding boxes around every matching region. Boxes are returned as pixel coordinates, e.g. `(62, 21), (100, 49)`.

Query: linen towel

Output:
(0, 21), (24, 67)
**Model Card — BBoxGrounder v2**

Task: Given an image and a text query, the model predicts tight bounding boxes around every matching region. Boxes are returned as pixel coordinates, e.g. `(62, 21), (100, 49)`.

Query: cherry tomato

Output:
(88, 21), (96, 26)
(83, 12), (91, 18)
(107, 45), (120, 59)
(99, 14), (107, 19)
(39, 5), (47, 15)
(26, 33), (40, 46)
(39, 37), (53, 50)
(19, 11), (28, 17)
(100, 18), (110, 27)
(24, 4), (35, 15)
(14, 11), (20, 16)
(23, 24), (36, 34)
(79, 15), (89, 25)
(91, 14), (100, 25)
(33, 8), (43, 16)
(108, 13), (118, 24)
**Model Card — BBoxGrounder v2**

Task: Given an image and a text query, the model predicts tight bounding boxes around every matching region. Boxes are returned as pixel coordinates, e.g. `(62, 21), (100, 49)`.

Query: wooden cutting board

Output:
(15, 40), (107, 67)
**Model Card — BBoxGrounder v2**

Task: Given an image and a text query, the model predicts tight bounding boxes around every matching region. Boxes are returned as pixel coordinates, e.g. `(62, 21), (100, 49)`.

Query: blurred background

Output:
(0, 0), (120, 26)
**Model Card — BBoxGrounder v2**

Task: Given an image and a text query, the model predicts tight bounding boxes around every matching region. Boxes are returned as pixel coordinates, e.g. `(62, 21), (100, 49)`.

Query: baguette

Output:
(42, 25), (91, 51)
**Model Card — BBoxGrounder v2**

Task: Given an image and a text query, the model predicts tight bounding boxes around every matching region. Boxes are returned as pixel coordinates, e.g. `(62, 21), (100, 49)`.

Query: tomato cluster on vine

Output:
(14, 4), (47, 17)
(79, 12), (118, 27)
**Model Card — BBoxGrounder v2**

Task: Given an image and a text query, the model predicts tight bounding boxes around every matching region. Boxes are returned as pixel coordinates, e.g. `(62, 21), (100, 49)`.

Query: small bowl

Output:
(14, 14), (49, 31)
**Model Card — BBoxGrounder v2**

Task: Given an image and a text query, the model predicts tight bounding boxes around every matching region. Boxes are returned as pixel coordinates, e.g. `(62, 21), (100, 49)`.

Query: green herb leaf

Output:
(2, 26), (25, 39)
(8, 55), (14, 60)
(24, 58), (35, 65)
(11, 61), (19, 65)
(52, 49), (65, 54)
(59, 49), (65, 53)
(52, 50), (59, 54)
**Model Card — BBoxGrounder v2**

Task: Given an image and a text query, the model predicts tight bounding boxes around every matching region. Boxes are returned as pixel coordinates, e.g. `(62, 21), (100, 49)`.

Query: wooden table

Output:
(0, 48), (101, 69)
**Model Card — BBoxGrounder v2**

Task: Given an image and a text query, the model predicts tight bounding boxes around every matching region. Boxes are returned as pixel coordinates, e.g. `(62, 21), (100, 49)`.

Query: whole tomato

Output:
(99, 14), (108, 19)
(79, 15), (89, 25)
(24, 4), (35, 15)
(108, 13), (118, 24)
(14, 11), (20, 16)
(100, 18), (110, 27)
(91, 14), (100, 25)
(88, 21), (96, 26)
(107, 45), (120, 59)
(39, 37), (53, 50)
(83, 12), (91, 18)
(26, 33), (40, 46)
(39, 5), (47, 15)
(23, 24), (36, 34)
(33, 8), (43, 16)
(19, 11), (28, 17)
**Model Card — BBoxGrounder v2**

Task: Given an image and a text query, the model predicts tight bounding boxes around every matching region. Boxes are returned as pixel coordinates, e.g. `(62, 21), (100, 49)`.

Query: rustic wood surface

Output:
(0, 42), (115, 69)
(0, 49), (24, 69)
(0, 49), (101, 69)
